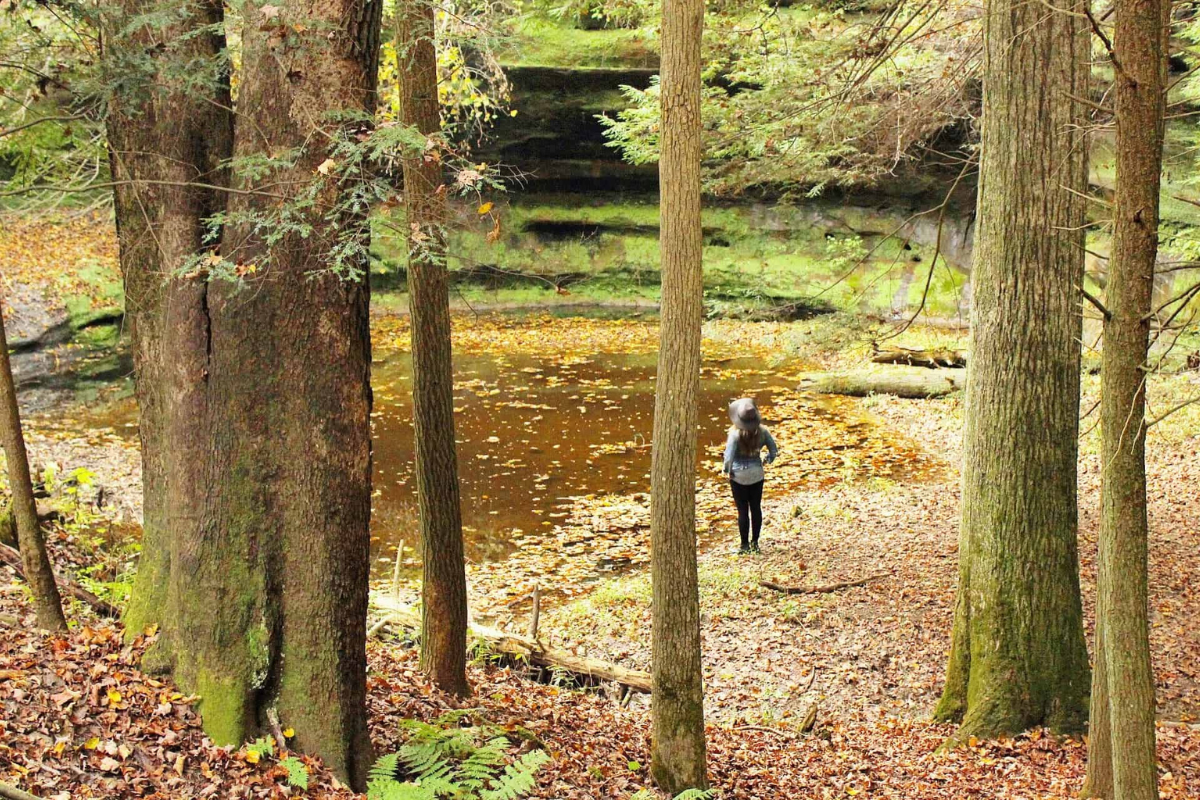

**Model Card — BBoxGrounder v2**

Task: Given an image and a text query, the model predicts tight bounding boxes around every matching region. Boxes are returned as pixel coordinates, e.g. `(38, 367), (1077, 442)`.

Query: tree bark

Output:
(396, 0), (470, 697)
(1085, 1), (1169, 796)
(1082, 629), (1113, 797)
(0, 301), (67, 631)
(649, 0), (708, 789)
(104, 0), (233, 644)
(935, 0), (1092, 742)
(108, 0), (382, 789)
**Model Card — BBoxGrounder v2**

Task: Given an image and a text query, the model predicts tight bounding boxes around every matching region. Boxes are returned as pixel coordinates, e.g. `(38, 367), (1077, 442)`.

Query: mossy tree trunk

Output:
(396, 0), (470, 697)
(1084, 1), (1169, 797)
(0, 299), (67, 631)
(109, 0), (381, 789)
(648, 0), (708, 790)
(935, 0), (1092, 742)
(105, 0), (233, 644)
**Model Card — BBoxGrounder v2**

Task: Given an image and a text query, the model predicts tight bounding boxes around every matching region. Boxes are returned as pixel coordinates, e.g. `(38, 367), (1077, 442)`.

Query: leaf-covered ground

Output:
(538, 367), (1200, 729)
(4, 590), (1198, 799)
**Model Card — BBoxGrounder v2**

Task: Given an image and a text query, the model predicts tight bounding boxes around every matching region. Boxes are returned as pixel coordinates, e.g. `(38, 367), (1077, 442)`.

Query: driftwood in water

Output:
(799, 368), (964, 398)
(760, 572), (889, 595)
(871, 345), (966, 369)
(0, 542), (119, 618)
(371, 595), (652, 693)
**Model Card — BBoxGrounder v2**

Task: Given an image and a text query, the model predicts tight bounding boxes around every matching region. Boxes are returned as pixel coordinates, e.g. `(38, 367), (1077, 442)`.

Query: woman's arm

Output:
(763, 428), (778, 464)
(722, 430), (736, 474)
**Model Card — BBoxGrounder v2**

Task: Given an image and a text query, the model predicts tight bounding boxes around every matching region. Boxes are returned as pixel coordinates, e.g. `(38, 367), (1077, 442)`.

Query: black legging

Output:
(730, 479), (764, 547)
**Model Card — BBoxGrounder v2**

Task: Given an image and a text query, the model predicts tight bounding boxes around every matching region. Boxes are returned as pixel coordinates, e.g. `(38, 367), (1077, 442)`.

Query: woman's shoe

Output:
(737, 544), (751, 555)
(750, 542), (761, 554)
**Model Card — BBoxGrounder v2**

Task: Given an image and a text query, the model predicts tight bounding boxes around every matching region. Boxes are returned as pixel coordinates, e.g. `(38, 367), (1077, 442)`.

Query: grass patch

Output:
(497, 16), (657, 68)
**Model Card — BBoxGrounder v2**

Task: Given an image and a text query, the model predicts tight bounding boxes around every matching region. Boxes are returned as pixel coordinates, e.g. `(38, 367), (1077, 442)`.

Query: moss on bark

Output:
(937, 0), (1091, 744)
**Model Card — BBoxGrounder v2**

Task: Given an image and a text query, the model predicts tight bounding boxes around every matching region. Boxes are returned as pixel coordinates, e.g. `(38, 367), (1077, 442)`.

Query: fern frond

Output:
(370, 752), (403, 783)
(480, 749), (551, 800)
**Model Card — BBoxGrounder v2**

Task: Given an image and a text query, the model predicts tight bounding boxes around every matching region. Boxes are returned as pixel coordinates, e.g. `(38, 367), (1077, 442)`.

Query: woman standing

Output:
(722, 397), (778, 554)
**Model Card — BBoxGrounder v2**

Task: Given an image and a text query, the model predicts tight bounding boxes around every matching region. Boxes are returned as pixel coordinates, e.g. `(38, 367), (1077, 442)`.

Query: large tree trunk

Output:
(109, 0), (382, 789)
(396, 0), (470, 697)
(649, 0), (708, 790)
(1085, 1), (1169, 797)
(0, 300), (66, 631)
(934, 0), (1091, 742)
(104, 0), (233, 644)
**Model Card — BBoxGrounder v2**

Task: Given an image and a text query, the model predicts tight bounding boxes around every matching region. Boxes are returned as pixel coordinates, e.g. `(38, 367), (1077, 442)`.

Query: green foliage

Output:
(626, 790), (714, 800)
(367, 715), (550, 800)
(280, 756), (310, 790)
(599, 0), (979, 194)
(244, 735), (276, 761)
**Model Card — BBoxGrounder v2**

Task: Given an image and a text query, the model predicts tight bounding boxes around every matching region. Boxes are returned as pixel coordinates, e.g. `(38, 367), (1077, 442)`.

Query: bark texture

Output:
(935, 0), (1092, 741)
(649, 0), (708, 789)
(108, 0), (381, 788)
(1084, 1), (1169, 796)
(105, 0), (233, 643)
(0, 300), (67, 631)
(396, 0), (470, 697)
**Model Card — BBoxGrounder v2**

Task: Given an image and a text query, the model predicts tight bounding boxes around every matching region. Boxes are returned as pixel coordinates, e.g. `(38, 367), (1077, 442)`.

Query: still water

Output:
(370, 349), (798, 569)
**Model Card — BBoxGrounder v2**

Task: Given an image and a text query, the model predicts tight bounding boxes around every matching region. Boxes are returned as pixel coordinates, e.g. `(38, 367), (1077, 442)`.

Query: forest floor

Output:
(3, 214), (1200, 798)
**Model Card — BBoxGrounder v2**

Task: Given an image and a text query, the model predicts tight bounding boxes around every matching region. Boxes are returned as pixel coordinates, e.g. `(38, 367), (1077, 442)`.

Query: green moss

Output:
(194, 670), (252, 747)
(497, 17), (657, 68)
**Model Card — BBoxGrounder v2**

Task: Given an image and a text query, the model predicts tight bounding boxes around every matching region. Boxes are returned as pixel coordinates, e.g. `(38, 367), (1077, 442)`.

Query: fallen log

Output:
(760, 572), (889, 595)
(0, 542), (120, 618)
(799, 368), (964, 398)
(0, 781), (40, 800)
(371, 595), (652, 693)
(871, 345), (966, 369)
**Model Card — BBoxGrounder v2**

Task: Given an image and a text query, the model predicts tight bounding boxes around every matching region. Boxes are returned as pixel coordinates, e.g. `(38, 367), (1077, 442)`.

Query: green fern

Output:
(480, 749), (551, 800)
(627, 790), (714, 800)
(279, 756), (309, 790)
(367, 716), (549, 800)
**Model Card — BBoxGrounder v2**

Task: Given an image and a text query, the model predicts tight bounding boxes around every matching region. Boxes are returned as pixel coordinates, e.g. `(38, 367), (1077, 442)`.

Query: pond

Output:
(47, 314), (940, 606)
(370, 349), (799, 569)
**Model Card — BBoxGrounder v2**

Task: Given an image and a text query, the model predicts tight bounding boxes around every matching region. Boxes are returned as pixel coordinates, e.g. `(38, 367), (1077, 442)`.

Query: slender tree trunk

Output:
(108, 0), (382, 788)
(1085, 1), (1169, 797)
(396, 0), (470, 697)
(1082, 630), (1113, 797)
(0, 300), (67, 631)
(649, 0), (707, 789)
(935, 0), (1092, 742)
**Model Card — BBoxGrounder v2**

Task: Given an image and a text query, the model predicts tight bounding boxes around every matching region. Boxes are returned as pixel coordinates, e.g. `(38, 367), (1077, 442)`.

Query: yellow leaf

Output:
(245, 750), (260, 764)
(144, 623), (159, 637)
(84, 737), (100, 750)
(316, 158), (336, 175)
(107, 690), (122, 705)
(283, 727), (295, 739)
(477, 202), (494, 215)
